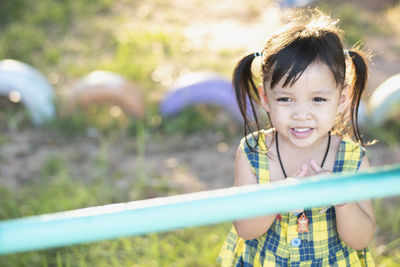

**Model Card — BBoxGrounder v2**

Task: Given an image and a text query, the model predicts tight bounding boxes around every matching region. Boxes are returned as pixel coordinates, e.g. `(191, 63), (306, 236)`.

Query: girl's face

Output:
(260, 62), (348, 148)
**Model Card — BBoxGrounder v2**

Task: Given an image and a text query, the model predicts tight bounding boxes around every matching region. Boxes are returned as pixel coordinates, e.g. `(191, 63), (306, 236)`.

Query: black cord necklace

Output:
(275, 131), (331, 178)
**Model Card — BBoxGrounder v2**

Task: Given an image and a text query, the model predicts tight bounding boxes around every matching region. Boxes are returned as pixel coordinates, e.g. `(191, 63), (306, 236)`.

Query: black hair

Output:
(234, 9), (368, 150)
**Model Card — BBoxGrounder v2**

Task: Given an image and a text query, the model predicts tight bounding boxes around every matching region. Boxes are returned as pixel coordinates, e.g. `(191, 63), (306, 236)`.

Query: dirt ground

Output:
(1, 125), (400, 193)
(0, 0), (400, 192)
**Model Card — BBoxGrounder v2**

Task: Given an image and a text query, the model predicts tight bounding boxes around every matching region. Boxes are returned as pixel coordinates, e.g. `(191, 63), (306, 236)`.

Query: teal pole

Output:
(0, 164), (399, 255)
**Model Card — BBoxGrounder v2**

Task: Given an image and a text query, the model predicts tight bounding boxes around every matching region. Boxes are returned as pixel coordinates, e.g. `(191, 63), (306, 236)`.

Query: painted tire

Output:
(368, 74), (400, 126)
(0, 59), (55, 125)
(62, 71), (145, 118)
(160, 72), (251, 122)
(357, 101), (368, 127)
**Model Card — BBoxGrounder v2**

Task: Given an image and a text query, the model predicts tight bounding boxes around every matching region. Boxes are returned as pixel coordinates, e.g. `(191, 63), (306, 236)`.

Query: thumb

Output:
(310, 159), (332, 175)
(291, 164), (308, 178)
(310, 158), (323, 173)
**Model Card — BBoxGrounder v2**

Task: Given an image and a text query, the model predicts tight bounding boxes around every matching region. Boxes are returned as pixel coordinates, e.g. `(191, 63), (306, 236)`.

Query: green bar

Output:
(0, 164), (399, 255)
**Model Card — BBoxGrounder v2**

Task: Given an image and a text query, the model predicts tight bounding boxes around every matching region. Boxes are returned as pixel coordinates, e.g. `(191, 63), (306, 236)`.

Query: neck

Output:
(275, 131), (331, 178)
(277, 132), (329, 154)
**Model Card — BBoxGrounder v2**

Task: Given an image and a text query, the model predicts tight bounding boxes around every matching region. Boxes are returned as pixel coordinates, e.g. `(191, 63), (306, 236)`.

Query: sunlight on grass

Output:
(385, 3), (400, 38)
(0, 158), (230, 266)
(0, 0), (400, 266)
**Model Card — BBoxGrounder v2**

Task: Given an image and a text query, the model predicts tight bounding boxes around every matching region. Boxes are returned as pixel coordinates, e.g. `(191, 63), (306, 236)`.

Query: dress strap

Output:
(333, 138), (366, 173)
(240, 130), (271, 184)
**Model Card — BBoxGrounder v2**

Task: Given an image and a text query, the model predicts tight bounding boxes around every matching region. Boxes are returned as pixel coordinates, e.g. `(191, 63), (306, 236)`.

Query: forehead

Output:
(266, 62), (340, 93)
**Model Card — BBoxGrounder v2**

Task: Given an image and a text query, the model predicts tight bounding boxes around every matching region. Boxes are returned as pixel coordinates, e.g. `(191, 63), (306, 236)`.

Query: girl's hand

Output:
(284, 164), (308, 214)
(282, 164), (307, 184)
(310, 159), (332, 175)
(310, 159), (346, 207)
(289, 164), (308, 179)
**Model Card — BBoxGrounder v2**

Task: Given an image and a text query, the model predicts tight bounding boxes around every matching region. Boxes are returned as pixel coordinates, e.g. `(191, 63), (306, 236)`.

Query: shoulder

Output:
(239, 128), (274, 152)
(339, 136), (366, 157)
(334, 135), (368, 172)
(236, 129), (273, 183)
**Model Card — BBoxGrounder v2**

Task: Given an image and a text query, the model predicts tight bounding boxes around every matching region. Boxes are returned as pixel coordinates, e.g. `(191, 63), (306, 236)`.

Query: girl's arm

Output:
(333, 157), (376, 250)
(310, 157), (376, 250)
(233, 145), (277, 240)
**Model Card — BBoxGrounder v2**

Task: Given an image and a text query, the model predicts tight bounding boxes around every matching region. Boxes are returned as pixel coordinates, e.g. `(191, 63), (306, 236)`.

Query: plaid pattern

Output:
(218, 130), (374, 266)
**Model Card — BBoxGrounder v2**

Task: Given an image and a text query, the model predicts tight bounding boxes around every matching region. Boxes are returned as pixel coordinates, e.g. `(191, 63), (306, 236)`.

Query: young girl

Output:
(218, 10), (375, 266)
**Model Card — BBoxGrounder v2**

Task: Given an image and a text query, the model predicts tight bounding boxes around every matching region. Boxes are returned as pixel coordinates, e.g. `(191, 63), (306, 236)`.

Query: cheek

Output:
(268, 107), (291, 125)
(318, 106), (339, 123)
(268, 106), (287, 117)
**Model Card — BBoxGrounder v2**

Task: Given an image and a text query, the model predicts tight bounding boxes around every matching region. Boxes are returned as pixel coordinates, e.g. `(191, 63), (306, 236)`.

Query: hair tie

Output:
(254, 51), (263, 58)
(343, 49), (350, 57)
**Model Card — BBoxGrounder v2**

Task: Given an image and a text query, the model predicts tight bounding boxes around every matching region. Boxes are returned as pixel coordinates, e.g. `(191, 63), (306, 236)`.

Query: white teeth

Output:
(294, 128), (311, 132)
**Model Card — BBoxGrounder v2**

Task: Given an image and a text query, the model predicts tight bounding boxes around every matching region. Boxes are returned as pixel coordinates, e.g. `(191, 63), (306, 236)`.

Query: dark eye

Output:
(277, 97), (292, 102)
(313, 97), (327, 102)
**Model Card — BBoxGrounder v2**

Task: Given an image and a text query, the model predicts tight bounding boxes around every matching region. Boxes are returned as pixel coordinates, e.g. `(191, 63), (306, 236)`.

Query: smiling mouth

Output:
(292, 128), (313, 133)
(290, 128), (314, 138)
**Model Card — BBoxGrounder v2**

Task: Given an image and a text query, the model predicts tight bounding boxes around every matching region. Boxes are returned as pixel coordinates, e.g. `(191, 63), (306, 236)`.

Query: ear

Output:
(338, 84), (350, 113)
(258, 83), (270, 112)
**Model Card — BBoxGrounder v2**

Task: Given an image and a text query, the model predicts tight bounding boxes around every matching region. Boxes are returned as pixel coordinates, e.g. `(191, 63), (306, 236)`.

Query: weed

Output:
(0, 0), (399, 265)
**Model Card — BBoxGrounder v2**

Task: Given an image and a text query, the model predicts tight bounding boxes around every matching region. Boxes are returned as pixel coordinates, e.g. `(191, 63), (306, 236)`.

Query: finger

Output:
(310, 159), (332, 175)
(310, 158), (323, 173)
(292, 164), (308, 178)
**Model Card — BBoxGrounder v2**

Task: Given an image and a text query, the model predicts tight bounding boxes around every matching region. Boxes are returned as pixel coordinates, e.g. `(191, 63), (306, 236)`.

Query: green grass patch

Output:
(317, 1), (389, 45)
(0, 224), (230, 267)
(372, 197), (400, 265)
(1, 0), (400, 265)
(0, 155), (230, 266)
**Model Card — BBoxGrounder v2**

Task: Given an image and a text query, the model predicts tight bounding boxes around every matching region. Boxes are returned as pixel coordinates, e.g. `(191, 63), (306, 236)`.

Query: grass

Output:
(1, 169), (399, 266)
(0, 147), (229, 266)
(373, 197), (400, 265)
(385, 3), (400, 38)
(316, 0), (392, 45)
(1, 0), (400, 266)
(0, 226), (229, 267)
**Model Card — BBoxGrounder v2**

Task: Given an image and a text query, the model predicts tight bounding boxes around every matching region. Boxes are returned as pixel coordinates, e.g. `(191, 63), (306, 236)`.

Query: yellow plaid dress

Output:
(218, 129), (375, 267)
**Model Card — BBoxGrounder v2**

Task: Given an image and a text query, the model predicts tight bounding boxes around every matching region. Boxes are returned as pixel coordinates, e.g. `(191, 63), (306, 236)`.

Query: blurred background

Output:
(0, 0), (399, 266)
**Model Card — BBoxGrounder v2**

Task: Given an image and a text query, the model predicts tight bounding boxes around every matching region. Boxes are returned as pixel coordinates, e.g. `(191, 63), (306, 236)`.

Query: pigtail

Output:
(348, 50), (368, 146)
(233, 53), (262, 151)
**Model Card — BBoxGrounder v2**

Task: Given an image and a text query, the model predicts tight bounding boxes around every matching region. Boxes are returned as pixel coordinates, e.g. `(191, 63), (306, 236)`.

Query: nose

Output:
(292, 102), (311, 120)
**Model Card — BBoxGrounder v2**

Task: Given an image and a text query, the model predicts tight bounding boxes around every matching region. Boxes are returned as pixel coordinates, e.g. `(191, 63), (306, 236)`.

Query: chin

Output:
(288, 135), (320, 148)
(291, 140), (315, 148)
